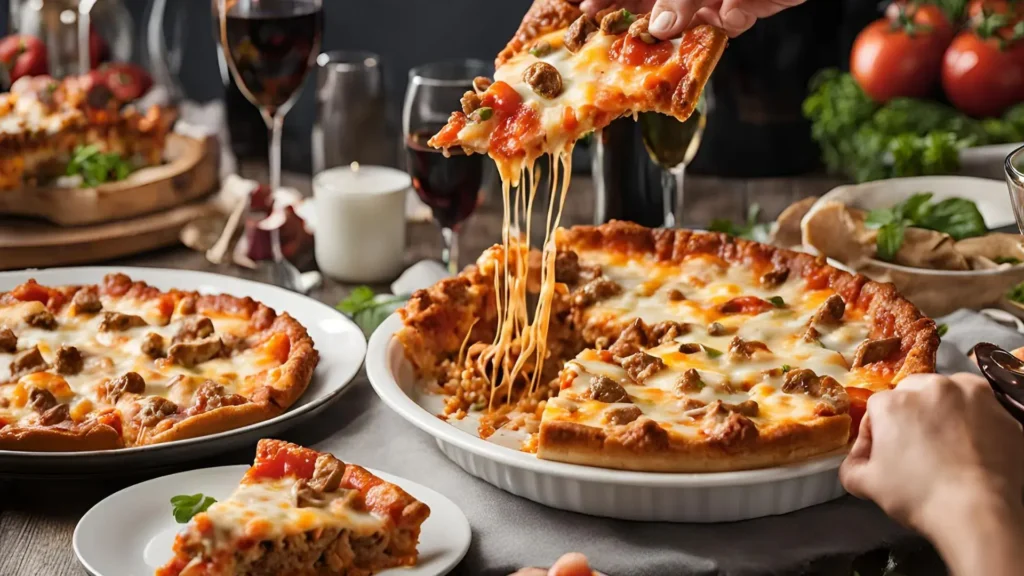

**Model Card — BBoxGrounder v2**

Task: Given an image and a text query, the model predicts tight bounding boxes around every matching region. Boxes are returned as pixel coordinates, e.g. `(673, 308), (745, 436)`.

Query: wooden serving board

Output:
(0, 134), (219, 226)
(0, 201), (220, 270)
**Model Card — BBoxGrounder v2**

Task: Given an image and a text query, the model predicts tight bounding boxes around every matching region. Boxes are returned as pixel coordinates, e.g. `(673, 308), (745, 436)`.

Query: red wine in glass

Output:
(405, 129), (484, 230)
(222, 0), (323, 115)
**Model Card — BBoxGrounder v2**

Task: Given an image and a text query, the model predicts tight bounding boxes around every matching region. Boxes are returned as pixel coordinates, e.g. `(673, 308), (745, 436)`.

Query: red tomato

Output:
(0, 34), (48, 85)
(942, 31), (1024, 117)
(481, 80), (522, 115)
(850, 3), (954, 102)
(95, 63), (154, 102)
(88, 26), (110, 69)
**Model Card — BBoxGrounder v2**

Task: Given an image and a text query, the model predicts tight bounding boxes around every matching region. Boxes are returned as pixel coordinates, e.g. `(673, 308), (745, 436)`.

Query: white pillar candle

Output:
(313, 163), (410, 283)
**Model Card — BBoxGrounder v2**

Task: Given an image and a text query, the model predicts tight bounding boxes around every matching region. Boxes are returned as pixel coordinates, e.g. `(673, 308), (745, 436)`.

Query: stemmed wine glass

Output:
(216, 0), (323, 267)
(638, 95), (707, 228)
(402, 60), (490, 275)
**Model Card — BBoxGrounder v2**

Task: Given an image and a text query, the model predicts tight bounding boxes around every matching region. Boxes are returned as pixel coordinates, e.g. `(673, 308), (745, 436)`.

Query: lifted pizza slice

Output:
(428, 0), (728, 178)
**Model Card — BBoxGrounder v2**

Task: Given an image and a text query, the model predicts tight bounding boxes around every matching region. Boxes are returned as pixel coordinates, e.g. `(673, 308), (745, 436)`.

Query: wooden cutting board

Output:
(0, 134), (219, 226)
(0, 201), (220, 270)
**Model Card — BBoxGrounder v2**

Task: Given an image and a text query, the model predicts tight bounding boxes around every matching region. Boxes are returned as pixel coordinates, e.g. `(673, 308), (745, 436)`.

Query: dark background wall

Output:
(2, 0), (878, 176)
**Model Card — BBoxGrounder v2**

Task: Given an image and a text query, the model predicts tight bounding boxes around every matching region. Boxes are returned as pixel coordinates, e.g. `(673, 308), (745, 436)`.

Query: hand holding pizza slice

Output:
(428, 0), (728, 180)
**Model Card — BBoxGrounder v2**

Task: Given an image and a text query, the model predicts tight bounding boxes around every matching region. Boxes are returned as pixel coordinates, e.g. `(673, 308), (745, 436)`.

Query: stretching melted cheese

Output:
(0, 294), (282, 431)
(202, 477), (385, 543)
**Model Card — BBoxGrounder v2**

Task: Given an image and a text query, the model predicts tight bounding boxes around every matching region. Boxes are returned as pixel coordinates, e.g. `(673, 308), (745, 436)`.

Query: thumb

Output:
(649, 0), (703, 39)
(549, 553), (594, 576)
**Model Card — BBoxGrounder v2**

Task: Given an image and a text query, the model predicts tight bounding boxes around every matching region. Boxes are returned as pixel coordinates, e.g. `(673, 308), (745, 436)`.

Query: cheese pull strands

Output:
(471, 146), (573, 413)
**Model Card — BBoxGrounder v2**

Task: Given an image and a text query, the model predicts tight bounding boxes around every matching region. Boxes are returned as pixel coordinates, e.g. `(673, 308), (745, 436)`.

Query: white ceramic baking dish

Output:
(366, 314), (848, 523)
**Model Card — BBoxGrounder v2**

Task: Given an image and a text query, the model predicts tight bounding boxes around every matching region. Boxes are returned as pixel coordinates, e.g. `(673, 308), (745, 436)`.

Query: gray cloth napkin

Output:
(290, 310), (1024, 576)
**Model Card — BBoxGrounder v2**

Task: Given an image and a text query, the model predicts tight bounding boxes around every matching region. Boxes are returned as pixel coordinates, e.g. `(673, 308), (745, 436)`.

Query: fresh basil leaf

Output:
(864, 208), (896, 229)
(336, 286), (376, 314)
(994, 257), (1021, 265)
(768, 296), (785, 308)
(171, 493), (216, 524)
(876, 221), (905, 261)
(781, 364), (791, 372)
(918, 197), (987, 240)
(897, 192), (934, 224)
(936, 323), (948, 337)
(708, 219), (739, 236)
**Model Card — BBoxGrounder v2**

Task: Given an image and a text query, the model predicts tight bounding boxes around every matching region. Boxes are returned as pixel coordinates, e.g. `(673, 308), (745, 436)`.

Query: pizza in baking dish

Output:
(0, 273), (318, 451)
(158, 439), (430, 576)
(429, 0), (727, 180)
(397, 222), (939, 472)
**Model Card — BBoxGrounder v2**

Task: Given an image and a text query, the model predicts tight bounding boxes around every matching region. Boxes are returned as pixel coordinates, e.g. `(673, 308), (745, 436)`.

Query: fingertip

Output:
(721, 8), (755, 36)
(550, 553), (592, 576)
(649, 9), (679, 39)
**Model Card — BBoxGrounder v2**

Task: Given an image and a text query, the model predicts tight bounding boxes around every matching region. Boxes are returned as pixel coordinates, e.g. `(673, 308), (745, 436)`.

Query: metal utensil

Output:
(206, 196), (247, 264)
(971, 342), (1024, 424)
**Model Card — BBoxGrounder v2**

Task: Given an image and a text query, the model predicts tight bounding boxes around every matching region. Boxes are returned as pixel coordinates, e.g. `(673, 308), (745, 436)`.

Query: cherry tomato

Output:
(851, 3), (954, 102)
(942, 31), (1024, 117)
(0, 34), (48, 85)
(94, 63), (154, 102)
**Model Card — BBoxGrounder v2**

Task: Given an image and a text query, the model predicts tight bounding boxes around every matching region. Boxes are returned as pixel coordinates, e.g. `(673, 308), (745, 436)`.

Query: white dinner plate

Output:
(0, 266), (367, 477)
(367, 314), (847, 523)
(73, 464), (470, 576)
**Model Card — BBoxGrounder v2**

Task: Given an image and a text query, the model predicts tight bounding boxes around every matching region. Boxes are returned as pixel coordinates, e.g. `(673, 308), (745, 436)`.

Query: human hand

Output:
(839, 373), (1024, 575)
(578, 0), (806, 38)
(508, 552), (597, 576)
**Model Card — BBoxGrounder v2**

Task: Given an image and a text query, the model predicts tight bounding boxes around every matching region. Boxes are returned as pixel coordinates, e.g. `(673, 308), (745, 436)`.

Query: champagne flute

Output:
(216, 0), (322, 271)
(402, 61), (490, 274)
(638, 95), (708, 228)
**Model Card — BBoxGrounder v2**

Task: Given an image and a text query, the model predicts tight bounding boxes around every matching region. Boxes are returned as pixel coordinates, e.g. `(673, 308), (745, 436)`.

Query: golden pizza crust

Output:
(537, 416), (851, 472)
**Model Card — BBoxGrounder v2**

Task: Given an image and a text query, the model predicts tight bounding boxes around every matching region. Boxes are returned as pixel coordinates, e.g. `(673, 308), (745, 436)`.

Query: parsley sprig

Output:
(171, 493), (216, 524)
(337, 286), (409, 336)
(864, 193), (987, 261)
(708, 204), (771, 242)
(66, 144), (134, 187)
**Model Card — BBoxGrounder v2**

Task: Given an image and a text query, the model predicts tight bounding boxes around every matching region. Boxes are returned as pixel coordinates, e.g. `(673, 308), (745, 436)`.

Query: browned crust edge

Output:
(0, 274), (319, 452)
(496, 0), (584, 67)
(537, 415), (851, 472)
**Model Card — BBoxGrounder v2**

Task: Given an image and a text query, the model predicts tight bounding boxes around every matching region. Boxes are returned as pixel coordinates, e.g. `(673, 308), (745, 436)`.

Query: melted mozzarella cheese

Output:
(0, 294), (282, 428)
(202, 476), (386, 543)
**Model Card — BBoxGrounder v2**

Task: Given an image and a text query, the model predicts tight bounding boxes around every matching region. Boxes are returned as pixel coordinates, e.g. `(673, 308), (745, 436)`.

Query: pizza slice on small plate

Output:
(157, 439), (430, 576)
(428, 0), (728, 177)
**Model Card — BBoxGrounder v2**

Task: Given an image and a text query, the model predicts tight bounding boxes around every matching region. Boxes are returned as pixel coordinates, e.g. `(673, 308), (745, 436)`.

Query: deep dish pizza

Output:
(0, 73), (172, 191)
(429, 0), (727, 181)
(158, 439), (430, 576)
(397, 222), (939, 472)
(0, 273), (317, 451)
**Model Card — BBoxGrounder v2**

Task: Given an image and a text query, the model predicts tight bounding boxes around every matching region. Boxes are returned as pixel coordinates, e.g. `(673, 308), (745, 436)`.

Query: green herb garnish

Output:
(529, 41), (551, 58)
(66, 144), (135, 187)
(936, 324), (948, 337)
(768, 296), (785, 308)
(701, 345), (723, 359)
(708, 204), (771, 242)
(171, 493), (217, 524)
(803, 69), (1024, 182)
(781, 364), (791, 373)
(864, 192), (987, 261)
(995, 257), (1021, 265)
(337, 286), (409, 336)
(473, 107), (493, 122)
(607, 9), (637, 33)
(1008, 281), (1024, 304)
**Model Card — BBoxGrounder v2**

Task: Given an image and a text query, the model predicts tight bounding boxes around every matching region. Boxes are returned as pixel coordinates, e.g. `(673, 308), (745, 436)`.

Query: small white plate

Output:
(73, 464), (471, 576)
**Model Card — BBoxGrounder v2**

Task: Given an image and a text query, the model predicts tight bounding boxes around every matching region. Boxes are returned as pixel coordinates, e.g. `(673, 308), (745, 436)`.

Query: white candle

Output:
(313, 163), (411, 283)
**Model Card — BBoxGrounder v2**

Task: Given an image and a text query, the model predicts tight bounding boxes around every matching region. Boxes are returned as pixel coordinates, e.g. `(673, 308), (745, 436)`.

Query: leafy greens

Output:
(337, 286), (409, 336)
(708, 204), (771, 242)
(864, 193), (987, 261)
(803, 70), (1024, 183)
(66, 144), (135, 187)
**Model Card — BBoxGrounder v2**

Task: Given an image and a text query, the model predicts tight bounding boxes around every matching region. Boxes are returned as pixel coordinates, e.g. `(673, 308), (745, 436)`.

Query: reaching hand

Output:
(578, 0), (806, 38)
(839, 373), (1024, 576)
(509, 553), (596, 576)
